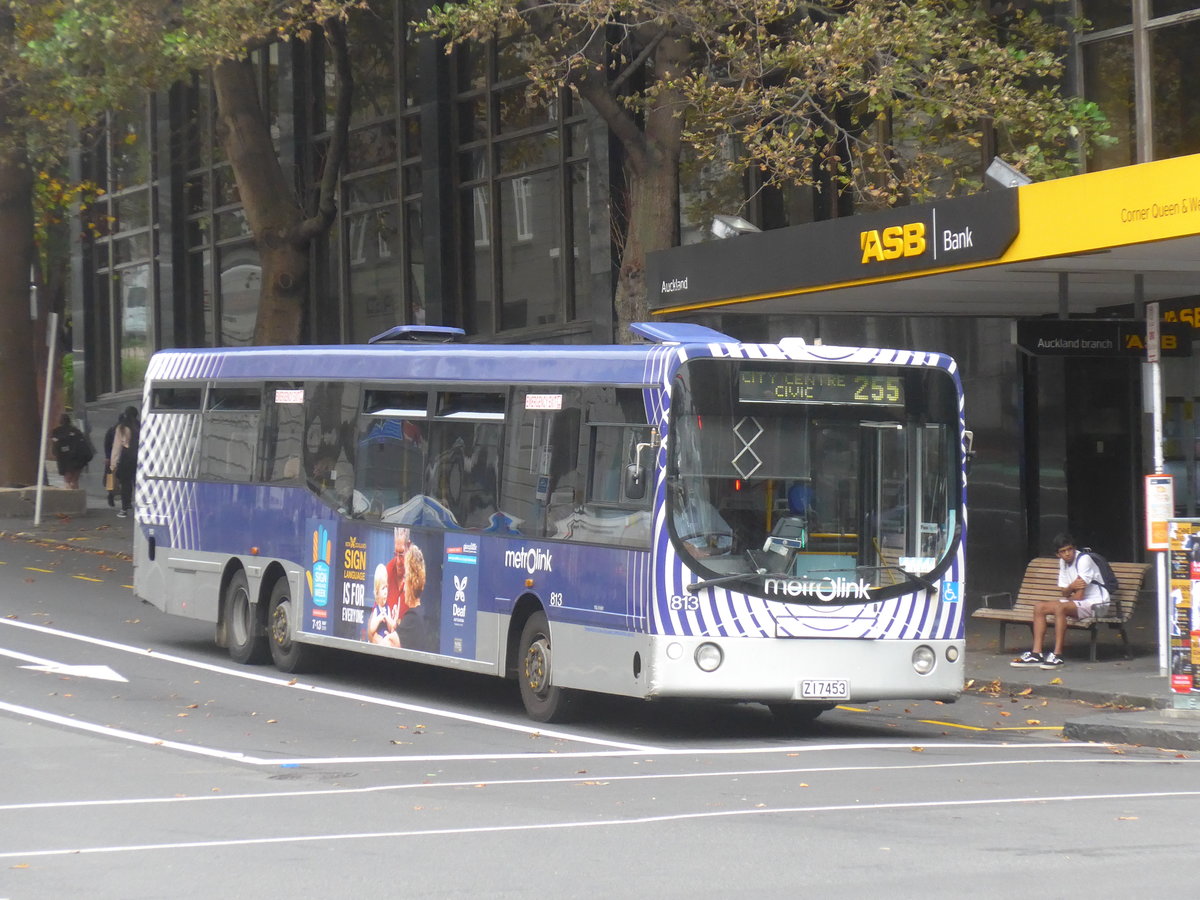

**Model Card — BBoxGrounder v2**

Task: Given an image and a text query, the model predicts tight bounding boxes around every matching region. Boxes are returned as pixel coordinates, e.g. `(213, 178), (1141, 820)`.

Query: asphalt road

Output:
(3, 538), (1200, 899)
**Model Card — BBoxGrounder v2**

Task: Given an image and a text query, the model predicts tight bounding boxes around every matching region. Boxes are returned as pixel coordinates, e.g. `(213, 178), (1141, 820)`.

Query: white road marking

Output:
(1, 754), (1188, 813)
(0, 646), (128, 682)
(4, 789), (1200, 859)
(0, 617), (657, 751)
(0, 691), (1106, 768)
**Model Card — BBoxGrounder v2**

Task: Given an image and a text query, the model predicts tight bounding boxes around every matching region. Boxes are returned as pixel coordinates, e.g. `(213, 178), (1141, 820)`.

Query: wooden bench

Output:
(971, 557), (1152, 661)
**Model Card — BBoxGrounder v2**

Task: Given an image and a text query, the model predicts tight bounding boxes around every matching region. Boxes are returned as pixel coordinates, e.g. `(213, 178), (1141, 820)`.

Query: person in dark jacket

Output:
(50, 413), (90, 490)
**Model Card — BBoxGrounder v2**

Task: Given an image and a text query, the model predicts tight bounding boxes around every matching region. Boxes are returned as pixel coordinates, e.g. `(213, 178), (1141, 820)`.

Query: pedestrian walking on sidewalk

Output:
(1012, 532), (1111, 670)
(102, 420), (118, 507)
(109, 406), (140, 518)
(50, 413), (92, 490)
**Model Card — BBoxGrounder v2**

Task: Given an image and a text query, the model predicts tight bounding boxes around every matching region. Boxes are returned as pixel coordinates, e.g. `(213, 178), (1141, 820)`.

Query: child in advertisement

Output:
(367, 563), (401, 647)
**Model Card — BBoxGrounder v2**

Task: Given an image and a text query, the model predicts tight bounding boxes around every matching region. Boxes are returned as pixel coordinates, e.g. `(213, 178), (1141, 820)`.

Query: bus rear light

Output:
(912, 645), (936, 675)
(525, 578), (534, 588)
(250, 547), (259, 556)
(695, 642), (723, 672)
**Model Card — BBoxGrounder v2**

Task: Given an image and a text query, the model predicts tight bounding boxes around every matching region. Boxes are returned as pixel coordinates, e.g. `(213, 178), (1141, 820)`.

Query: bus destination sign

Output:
(739, 369), (905, 406)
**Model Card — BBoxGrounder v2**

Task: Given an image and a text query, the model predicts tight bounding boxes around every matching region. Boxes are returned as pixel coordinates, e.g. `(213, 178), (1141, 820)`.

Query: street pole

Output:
(34, 311), (58, 527)
(1147, 301), (1168, 675)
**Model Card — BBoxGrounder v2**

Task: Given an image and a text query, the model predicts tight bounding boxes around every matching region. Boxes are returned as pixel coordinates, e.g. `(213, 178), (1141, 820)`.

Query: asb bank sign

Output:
(647, 190), (1019, 311)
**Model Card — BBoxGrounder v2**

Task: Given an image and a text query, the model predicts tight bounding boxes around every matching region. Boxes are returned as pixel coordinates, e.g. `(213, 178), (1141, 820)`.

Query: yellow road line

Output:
(919, 719), (988, 731)
(71, 575), (103, 582)
(990, 726), (1063, 731)
(24, 567), (53, 573)
(835, 705), (871, 712)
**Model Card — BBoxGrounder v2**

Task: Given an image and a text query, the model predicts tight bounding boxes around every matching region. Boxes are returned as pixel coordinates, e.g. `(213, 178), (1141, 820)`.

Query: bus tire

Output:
(225, 570), (268, 665)
(267, 576), (313, 673)
(768, 702), (830, 730)
(518, 611), (576, 723)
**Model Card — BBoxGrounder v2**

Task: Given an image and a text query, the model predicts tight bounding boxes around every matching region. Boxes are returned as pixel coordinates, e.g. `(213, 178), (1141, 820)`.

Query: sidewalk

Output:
(2, 483), (1199, 748)
(0, 466), (133, 560)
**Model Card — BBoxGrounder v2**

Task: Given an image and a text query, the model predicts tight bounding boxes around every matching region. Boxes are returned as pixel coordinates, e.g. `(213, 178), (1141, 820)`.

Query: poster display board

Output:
(1167, 519), (1200, 708)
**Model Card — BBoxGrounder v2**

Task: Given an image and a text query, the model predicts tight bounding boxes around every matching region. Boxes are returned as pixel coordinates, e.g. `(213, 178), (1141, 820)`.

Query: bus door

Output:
(859, 421), (952, 582)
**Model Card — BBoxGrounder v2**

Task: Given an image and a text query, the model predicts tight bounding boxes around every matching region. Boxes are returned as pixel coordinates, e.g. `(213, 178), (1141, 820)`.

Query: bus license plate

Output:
(801, 679), (849, 700)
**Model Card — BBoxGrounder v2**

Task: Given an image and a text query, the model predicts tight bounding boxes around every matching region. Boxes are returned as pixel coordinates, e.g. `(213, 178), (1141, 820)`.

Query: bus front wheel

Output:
(225, 570), (268, 665)
(267, 577), (313, 673)
(518, 611), (576, 723)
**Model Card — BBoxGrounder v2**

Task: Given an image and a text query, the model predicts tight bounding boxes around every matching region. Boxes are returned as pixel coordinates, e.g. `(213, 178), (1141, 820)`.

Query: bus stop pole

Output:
(33, 311), (58, 527)
(1147, 300), (1168, 676)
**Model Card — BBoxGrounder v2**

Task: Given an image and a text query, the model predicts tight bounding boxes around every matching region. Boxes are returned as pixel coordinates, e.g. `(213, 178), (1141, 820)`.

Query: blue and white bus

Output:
(133, 322), (967, 723)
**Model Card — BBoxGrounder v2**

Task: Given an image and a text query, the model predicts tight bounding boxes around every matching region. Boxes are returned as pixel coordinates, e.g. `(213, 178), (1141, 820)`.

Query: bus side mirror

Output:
(624, 464), (646, 500)
(625, 430), (657, 501)
(963, 430), (976, 470)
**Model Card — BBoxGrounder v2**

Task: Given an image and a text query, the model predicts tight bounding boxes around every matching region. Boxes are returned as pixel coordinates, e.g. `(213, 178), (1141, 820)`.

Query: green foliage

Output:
(422, 0), (1111, 207)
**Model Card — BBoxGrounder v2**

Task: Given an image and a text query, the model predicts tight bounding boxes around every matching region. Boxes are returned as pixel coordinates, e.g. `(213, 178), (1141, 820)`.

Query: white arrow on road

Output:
(0, 647), (128, 682)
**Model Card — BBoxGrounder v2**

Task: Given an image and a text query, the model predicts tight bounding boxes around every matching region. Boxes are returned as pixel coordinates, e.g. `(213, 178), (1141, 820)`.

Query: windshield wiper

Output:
(855, 564), (937, 593)
(686, 567), (769, 593)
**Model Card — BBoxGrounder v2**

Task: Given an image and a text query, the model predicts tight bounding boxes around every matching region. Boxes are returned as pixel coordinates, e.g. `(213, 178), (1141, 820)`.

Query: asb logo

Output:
(860, 222), (926, 264)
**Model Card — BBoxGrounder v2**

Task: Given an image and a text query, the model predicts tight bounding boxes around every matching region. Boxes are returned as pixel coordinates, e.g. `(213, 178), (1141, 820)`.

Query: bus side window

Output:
(355, 417), (426, 521)
(259, 383), (305, 484)
(423, 420), (503, 530)
(303, 381), (358, 511)
(200, 387), (262, 482)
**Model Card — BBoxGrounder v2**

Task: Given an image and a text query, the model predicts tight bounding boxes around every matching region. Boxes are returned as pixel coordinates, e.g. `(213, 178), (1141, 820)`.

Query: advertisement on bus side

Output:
(302, 519), (478, 659)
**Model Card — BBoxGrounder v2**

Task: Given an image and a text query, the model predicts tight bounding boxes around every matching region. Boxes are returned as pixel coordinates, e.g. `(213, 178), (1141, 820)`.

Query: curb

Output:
(1003, 679), (1169, 711)
(1063, 711), (1200, 751)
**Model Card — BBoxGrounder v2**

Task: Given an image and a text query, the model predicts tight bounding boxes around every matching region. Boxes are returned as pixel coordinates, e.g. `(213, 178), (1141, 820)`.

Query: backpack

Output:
(1076, 548), (1119, 594)
(79, 432), (96, 466)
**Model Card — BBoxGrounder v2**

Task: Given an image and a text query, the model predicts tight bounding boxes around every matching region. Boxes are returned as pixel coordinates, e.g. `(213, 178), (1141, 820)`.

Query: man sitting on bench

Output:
(1011, 532), (1111, 670)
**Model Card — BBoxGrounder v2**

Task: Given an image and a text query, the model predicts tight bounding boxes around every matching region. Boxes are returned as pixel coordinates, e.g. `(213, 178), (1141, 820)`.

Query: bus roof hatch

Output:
(630, 322), (735, 344)
(368, 325), (467, 344)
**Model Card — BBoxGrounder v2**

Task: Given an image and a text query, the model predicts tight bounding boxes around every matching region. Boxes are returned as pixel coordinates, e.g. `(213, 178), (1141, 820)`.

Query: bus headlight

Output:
(946, 645), (960, 663)
(912, 645), (936, 675)
(695, 642), (723, 672)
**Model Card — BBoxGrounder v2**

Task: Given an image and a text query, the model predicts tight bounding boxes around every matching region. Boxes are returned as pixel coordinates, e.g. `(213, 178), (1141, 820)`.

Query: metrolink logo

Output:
(504, 547), (554, 574)
(859, 222), (926, 264)
(764, 576), (872, 602)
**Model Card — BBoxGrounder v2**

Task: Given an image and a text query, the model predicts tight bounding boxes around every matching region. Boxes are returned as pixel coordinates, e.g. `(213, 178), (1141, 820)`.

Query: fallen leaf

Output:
(185, 704), (198, 709)
(267, 719), (278, 724)
(1026, 719), (1042, 725)
(999, 710), (1012, 717)
(910, 746), (925, 752)
(1050, 677), (1063, 685)
(1118, 816), (1138, 821)
(1017, 687), (1033, 696)
(10, 863), (29, 869)
(176, 713), (188, 717)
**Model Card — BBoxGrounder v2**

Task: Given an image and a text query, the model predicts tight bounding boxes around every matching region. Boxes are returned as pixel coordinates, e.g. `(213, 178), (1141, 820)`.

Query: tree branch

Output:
(298, 17), (352, 242)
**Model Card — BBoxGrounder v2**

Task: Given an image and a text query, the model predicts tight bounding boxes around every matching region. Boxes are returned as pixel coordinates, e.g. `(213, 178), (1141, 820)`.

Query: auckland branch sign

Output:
(647, 190), (1019, 310)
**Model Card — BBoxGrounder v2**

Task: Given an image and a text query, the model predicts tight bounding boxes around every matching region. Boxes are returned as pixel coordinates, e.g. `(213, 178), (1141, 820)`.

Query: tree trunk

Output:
(0, 99), (38, 485)
(212, 58), (309, 345)
(611, 35), (687, 343)
(614, 157), (679, 341)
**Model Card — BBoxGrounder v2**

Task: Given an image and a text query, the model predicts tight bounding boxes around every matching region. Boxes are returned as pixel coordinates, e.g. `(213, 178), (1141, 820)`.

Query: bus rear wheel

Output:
(518, 611), (576, 723)
(225, 570), (268, 665)
(267, 577), (313, 673)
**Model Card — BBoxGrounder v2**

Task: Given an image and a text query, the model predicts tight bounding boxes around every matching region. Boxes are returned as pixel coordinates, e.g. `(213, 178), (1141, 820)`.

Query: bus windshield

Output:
(668, 357), (961, 597)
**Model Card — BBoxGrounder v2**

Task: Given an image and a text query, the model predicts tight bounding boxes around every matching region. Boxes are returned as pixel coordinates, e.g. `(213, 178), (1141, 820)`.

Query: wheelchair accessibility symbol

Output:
(941, 581), (960, 604)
